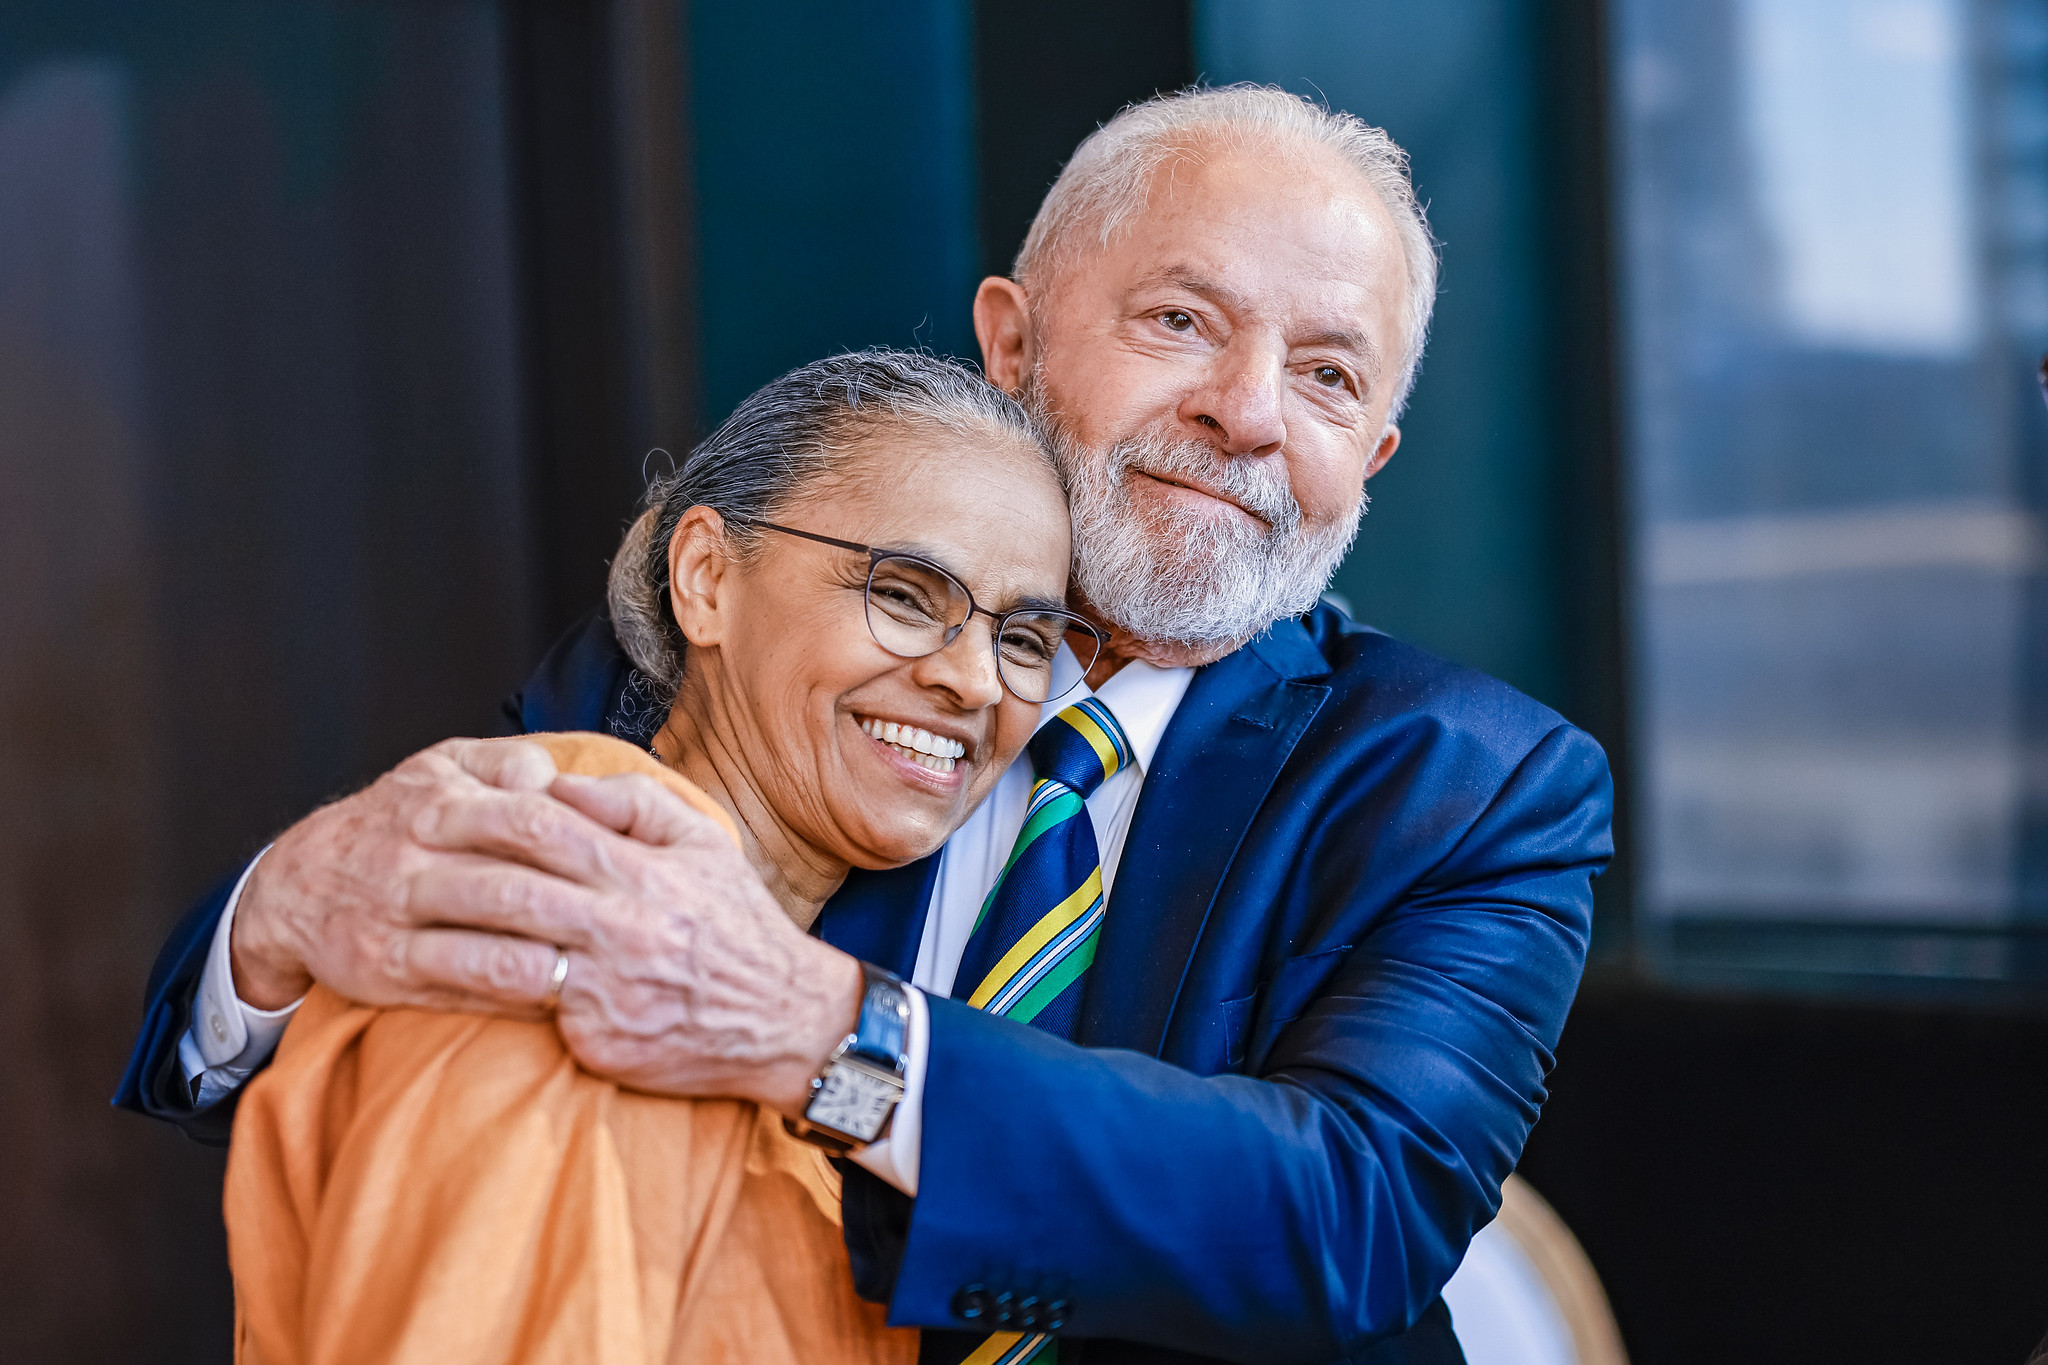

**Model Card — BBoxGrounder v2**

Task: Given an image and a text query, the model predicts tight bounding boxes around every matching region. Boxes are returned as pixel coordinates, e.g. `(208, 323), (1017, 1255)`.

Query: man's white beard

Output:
(1032, 398), (1366, 652)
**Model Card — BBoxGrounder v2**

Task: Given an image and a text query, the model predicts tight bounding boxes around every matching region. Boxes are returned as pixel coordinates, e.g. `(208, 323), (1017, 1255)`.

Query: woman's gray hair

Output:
(1013, 83), (1439, 420)
(607, 347), (1043, 700)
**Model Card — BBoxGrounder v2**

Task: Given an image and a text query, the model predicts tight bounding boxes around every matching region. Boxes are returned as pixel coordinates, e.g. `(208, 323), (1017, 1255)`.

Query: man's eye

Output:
(1159, 310), (1194, 331)
(1313, 365), (1346, 388)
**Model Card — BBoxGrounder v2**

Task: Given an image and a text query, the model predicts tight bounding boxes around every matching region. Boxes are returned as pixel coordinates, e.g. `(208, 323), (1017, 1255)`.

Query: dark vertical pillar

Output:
(0, 61), (201, 1360)
(504, 0), (698, 644)
(690, 0), (980, 421)
(2028, 355), (2048, 943)
(1, 6), (536, 1358)
(2004, 9), (2048, 937)
(1540, 0), (1633, 954)
(610, 0), (699, 465)
(973, 0), (1194, 279)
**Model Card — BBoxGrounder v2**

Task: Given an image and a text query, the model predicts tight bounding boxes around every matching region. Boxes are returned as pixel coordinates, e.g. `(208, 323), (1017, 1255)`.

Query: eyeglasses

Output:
(729, 518), (1103, 704)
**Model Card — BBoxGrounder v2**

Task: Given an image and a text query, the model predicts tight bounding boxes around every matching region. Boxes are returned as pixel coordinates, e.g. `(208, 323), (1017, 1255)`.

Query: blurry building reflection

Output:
(1615, 0), (2048, 944)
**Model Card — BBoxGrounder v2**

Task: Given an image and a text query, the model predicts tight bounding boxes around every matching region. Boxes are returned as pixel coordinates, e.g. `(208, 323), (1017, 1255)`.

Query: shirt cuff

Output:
(847, 982), (928, 1197)
(179, 847), (302, 1105)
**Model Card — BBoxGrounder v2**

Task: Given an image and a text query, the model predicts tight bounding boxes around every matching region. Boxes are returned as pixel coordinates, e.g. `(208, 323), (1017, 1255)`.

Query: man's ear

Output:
(667, 506), (736, 647)
(1365, 424), (1401, 480)
(973, 276), (1034, 393)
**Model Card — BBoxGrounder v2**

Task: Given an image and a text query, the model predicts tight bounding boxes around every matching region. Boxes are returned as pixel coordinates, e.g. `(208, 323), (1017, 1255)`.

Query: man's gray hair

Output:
(607, 348), (1043, 699)
(1014, 83), (1439, 419)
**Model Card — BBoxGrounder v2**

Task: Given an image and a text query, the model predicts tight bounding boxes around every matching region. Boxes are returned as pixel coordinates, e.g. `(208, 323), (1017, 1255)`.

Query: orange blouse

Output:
(223, 732), (917, 1365)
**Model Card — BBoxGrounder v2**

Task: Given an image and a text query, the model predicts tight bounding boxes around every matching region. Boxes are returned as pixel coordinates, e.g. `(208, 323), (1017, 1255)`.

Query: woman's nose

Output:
(915, 616), (1006, 709)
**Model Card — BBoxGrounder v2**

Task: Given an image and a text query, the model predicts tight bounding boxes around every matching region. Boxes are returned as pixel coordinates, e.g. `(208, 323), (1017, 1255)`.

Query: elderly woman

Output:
(223, 350), (1089, 1365)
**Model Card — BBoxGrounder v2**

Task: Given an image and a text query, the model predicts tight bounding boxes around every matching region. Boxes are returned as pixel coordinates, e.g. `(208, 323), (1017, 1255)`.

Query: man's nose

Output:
(1181, 344), (1286, 456)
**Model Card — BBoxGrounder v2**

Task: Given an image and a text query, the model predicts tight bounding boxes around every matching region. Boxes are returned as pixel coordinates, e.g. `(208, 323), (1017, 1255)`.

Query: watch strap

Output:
(786, 961), (909, 1153)
(845, 961), (910, 1073)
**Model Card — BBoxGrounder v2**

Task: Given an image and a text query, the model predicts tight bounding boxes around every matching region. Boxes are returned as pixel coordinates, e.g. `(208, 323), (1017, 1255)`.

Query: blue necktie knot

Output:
(1029, 697), (1134, 800)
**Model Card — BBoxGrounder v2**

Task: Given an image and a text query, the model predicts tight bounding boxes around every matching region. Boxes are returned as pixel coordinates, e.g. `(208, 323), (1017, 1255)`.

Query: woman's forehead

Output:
(785, 424), (1069, 597)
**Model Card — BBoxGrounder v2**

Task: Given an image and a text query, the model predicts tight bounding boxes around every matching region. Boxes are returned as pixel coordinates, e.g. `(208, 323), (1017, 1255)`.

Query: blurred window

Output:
(1614, 0), (2048, 975)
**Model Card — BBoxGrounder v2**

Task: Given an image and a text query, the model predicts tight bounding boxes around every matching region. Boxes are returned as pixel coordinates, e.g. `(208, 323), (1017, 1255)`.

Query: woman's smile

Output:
(855, 713), (969, 781)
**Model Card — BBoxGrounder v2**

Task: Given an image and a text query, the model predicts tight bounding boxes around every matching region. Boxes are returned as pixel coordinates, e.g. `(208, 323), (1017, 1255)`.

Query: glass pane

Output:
(1614, 0), (2048, 937)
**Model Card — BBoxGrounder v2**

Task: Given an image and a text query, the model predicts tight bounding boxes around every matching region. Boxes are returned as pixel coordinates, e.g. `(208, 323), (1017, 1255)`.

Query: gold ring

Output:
(544, 948), (570, 1008)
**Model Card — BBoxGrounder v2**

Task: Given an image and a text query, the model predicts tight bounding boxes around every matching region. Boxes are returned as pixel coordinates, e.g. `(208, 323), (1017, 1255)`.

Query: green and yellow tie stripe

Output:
(939, 698), (1134, 1364)
(953, 697), (1131, 1039)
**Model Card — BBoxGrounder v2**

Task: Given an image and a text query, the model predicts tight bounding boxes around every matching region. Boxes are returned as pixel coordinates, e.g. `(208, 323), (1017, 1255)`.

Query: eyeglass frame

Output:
(724, 516), (1106, 704)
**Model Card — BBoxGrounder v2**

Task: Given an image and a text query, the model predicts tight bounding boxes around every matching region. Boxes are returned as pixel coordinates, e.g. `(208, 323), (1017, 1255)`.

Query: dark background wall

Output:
(2, 6), (532, 1356)
(1520, 981), (2048, 1364)
(0, 3), (2041, 1363)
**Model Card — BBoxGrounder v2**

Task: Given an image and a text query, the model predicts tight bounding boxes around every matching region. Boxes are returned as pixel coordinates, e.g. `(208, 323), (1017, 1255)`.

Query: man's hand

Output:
(232, 738), (575, 1013)
(543, 770), (862, 1116)
(230, 737), (860, 1114)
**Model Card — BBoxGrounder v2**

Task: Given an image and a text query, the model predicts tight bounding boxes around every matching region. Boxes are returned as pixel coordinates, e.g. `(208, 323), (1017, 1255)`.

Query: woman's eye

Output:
(999, 629), (1059, 666)
(1313, 365), (1346, 388)
(1159, 310), (1194, 332)
(872, 584), (937, 619)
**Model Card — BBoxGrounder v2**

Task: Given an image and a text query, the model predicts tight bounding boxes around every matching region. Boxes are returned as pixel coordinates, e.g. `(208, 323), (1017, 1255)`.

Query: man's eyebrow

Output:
(1295, 328), (1384, 377)
(1129, 266), (1250, 312)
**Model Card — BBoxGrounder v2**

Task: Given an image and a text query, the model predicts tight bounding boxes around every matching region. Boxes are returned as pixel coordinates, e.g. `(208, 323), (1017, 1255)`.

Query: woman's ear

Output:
(973, 276), (1034, 394)
(667, 506), (736, 647)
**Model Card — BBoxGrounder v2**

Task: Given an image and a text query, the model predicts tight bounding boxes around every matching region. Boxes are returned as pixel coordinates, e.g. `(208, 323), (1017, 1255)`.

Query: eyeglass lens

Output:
(863, 554), (1099, 704)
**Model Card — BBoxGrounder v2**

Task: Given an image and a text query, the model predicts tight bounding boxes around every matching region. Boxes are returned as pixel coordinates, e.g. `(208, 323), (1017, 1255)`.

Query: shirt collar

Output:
(1036, 644), (1195, 777)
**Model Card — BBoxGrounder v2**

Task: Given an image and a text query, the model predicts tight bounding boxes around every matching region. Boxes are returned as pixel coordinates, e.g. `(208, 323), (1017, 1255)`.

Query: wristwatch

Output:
(784, 961), (910, 1155)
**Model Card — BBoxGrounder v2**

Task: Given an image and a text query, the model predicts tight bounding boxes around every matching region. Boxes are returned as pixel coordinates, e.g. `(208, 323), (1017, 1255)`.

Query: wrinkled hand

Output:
(232, 738), (571, 1014)
(232, 737), (860, 1113)
(542, 768), (860, 1113)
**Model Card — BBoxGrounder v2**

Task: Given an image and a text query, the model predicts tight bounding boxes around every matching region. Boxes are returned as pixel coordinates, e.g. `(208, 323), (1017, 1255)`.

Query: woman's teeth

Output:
(859, 717), (963, 773)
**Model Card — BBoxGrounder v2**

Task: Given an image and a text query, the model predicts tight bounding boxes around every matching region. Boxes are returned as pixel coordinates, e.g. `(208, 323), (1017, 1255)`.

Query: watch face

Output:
(806, 1062), (901, 1142)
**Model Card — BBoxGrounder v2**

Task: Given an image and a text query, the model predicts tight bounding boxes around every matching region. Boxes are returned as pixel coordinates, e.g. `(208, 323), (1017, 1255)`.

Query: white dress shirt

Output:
(183, 647), (1195, 1197)
(178, 849), (298, 1110)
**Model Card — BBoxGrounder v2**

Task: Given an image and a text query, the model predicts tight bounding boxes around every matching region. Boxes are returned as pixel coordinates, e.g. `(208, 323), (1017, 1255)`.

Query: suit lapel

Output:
(1079, 621), (1332, 1054)
(818, 856), (940, 978)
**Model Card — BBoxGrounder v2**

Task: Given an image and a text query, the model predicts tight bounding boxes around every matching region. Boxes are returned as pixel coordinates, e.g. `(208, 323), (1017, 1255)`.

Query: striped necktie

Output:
(933, 699), (1132, 1365)
(953, 696), (1133, 1040)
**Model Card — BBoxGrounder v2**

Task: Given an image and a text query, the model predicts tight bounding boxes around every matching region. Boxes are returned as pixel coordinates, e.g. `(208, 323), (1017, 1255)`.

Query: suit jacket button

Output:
(1014, 1296), (1043, 1330)
(952, 1285), (994, 1321)
(1043, 1298), (1070, 1331)
(990, 1290), (1016, 1327)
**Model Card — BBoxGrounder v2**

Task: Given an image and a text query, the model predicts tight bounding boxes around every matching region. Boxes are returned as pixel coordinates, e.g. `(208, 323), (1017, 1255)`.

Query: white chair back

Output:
(1441, 1175), (1628, 1365)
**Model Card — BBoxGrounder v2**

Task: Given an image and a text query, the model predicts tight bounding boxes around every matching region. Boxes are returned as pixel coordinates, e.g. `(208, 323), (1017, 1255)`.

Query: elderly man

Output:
(120, 86), (1610, 1365)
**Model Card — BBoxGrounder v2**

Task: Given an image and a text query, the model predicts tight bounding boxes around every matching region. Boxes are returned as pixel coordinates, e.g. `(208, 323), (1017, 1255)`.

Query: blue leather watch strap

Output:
(845, 961), (909, 1075)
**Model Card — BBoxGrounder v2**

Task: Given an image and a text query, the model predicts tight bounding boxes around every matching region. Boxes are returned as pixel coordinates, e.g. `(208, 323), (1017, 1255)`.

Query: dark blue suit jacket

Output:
(116, 604), (1611, 1365)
